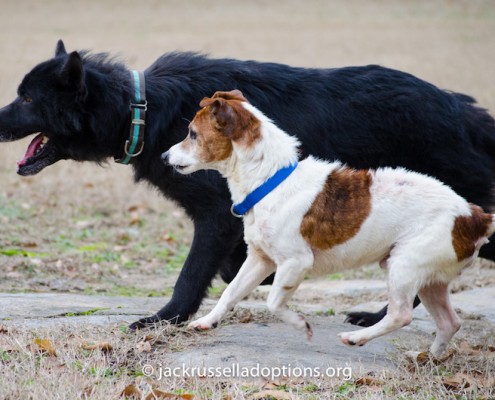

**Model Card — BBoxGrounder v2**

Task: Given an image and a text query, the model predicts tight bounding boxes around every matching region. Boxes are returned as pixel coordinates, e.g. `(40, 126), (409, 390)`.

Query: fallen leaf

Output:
(442, 373), (475, 390)
(355, 376), (384, 387)
(263, 382), (280, 390)
(472, 343), (495, 352)
(128, 204), (145, 212)
(83, 386), (96, 397)
(21, 241), (38, 248)
(144, 390), (174, 399)
(136, 340), (152, 353)
(33, 338), (57, 356)
(239, 311), (252, 324)
(163, 234), (175, 242)
(144, 390), (194, 400)
(404, 350), (429, 365)
(121, 384), (141, 398)
(81, 342), (113, 353)
(457, 341), (482, 356)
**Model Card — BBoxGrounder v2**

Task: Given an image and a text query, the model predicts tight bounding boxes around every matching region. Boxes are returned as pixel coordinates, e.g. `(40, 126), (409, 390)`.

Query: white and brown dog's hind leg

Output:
(188, 249), (276, 330)
(418, 281), (461, 358)
(339, 256), (418, 346)
(266, 251), (315, 339)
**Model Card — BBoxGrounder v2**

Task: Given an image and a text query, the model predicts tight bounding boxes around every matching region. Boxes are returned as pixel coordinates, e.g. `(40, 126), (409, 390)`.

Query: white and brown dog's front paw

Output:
(338, 331), (368, 347)
(188, 316), (219, 331)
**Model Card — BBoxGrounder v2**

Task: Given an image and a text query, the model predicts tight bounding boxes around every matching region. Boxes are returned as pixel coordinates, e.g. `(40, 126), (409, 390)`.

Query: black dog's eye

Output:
(22, 96), (33, 104)
(189, 129), (197, 140)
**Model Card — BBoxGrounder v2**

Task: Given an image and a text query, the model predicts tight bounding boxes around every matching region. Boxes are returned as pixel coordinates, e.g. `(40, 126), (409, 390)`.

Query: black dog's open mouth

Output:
(16, 133), (59, 176)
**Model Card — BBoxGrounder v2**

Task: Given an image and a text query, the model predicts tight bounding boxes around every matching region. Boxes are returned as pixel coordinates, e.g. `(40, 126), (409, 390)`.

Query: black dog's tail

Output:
(456, 93), (495, 161)
(450, 92), (495, 216)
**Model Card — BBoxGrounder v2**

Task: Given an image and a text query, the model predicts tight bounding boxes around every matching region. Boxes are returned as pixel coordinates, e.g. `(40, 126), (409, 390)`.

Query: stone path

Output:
(1, 283), (494, 375)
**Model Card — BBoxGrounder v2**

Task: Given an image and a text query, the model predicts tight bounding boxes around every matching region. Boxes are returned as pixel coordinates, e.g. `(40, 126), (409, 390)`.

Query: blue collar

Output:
(230, 162), (298, 218)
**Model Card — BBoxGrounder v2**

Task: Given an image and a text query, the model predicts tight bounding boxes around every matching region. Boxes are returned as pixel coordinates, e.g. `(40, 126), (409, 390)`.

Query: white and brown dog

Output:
(164, 90), (495, 357)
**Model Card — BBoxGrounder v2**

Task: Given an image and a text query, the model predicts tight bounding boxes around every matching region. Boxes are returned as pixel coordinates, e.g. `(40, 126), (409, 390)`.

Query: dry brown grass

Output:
(1, 319), (494, 399)
(1, 0), (495, 398)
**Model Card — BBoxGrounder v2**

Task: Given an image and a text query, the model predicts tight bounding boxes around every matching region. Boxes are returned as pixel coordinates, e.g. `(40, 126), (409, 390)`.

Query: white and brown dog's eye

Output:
(189, 128), (197, 140)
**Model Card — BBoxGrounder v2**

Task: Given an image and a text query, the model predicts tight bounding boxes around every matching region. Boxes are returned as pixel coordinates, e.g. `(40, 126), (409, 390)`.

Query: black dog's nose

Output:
(161, 150), (170, 164)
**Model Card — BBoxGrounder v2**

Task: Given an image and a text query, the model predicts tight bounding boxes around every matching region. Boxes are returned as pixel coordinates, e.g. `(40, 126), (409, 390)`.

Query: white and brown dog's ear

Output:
(199, 97), (237, 137)
(199, 89), (247, 108)
(211, 89), (247, 102)
(198, 89), (259, 143)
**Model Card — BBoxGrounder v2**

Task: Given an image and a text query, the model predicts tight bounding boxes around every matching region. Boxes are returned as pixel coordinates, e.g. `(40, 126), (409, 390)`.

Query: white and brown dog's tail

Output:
(452, 204), (495, 262)
(490, 215), (495, 235)
(488, 213), (495, 241)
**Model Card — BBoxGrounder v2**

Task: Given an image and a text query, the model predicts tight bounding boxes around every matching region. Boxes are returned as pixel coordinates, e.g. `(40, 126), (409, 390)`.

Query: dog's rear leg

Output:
(418, 282), (461, 358)
(339, 259), (417, 346)
(266, 254), (314, 339)
(188, 250), (276, 330)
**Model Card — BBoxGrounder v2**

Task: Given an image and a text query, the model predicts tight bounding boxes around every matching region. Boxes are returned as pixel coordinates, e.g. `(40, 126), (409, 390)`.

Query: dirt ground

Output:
(0, 0), (495, 399)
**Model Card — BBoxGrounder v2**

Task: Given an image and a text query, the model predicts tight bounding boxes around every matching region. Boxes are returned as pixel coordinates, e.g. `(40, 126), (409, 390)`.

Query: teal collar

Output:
(115, 70), (146, 164)
(231, 162), (298, 217)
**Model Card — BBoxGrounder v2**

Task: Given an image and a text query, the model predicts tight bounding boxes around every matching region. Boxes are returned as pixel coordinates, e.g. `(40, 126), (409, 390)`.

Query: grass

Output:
(0, 321), (493, 399)
(62, 308), (110, 317)
(314, 309), (336, 317)
(0, 191), (191, 296)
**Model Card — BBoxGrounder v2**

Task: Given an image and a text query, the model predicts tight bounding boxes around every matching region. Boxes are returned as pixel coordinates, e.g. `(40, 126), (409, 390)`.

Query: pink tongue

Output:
(17, 133), (44, 167)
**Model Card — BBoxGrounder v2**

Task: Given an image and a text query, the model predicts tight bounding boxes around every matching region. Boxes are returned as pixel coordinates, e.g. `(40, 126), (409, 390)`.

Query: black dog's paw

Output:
(129, 312), (188, 331)
(129, 315), (160, 331)
(344, 311), (384, 327)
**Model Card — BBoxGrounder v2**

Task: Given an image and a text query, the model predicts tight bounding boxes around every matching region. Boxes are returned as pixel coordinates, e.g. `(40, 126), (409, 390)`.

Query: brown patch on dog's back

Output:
(452, 204), (493, 261)
(300, 167), (372, 249)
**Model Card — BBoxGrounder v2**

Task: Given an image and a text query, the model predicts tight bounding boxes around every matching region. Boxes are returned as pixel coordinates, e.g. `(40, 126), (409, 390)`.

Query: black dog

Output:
(1, 40), (495, 330)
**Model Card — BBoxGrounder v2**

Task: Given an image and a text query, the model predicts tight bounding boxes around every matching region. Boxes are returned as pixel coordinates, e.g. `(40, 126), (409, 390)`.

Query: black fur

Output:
(1, 41), (495, 329)
(345, 296), (422, 327)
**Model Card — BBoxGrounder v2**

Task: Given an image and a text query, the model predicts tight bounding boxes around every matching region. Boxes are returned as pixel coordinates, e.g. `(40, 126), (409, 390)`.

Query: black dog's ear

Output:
(61, 51), (87, 101)
(55, 39), (67, 57)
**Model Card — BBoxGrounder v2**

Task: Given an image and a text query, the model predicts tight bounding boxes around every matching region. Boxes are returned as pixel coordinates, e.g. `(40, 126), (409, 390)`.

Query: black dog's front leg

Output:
(129, 216), (242, 330)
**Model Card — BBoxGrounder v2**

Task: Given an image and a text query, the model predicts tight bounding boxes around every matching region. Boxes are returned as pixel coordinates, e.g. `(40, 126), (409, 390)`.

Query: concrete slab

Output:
(1, 285), (493, 375)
